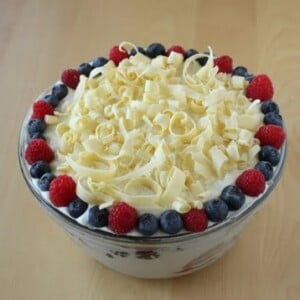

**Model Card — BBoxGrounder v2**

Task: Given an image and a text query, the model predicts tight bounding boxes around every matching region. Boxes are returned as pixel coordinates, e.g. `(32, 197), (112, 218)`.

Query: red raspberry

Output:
(255, 124), (285, 149)
(32, 100), (54, 119)
(214, 55), (233, 73)
(182, 208), (208, 232)
(236, 169), (265, 196)
(166, 45), (186, 56)
(49, 175), (77, 207)
(246, 74), (274, 101)
(61, 69), (80, 89)
(109, 45), (129, 66)
(108, 202), (138, 234)
(25, 139), (54, 164)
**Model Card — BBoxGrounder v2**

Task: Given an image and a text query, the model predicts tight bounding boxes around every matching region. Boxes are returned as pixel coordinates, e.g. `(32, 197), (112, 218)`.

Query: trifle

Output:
(19, 42), (286, 278)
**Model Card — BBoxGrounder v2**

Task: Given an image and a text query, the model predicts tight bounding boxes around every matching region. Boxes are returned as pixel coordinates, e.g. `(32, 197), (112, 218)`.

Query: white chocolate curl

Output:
(48, 44), (263, 211)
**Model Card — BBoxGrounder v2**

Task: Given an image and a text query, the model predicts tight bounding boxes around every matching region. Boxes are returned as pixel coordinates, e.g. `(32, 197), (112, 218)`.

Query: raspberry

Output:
(214, 55), (233, 73)
(61, 69), (80, 89)
(49, 175), (77, 207)
(182, 209), (208, 232)
(246, 74), (274, 101)
(255, 124), (285, 149)
(236, 169), (266, 196)
(166, 45), (186, 56)
(108, 202), (138, 234)
(109, 46), (128, 66)
(25, 139), (54, 164)
(32, 100), (54, 119)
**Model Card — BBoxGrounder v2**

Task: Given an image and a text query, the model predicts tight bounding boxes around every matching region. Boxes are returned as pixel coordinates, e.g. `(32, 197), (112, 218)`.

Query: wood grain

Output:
(0, 0), (299, 299)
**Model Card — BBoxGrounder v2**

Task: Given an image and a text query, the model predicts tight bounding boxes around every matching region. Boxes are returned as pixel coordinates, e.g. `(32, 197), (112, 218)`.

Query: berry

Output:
(255, 124), (285, 149)
(108, 202), (138, 234)
(27, 119), (46, 137)
(261, 100), (279, 114)
(28, 132), (45, 141)
(236, 169), (266, 196)
(25, 139), (54, 164)
(214, 55), (233, 73)
(44, 94), (60, 108)
(232, 66), (248, 77)
(258, 145), (280, 166)
(78, 63), (94, 77)
(49, 175), (77, 207)
(166, 45), (186, 56)
(185, 49), (209, 66)
(246, 74), (274, 101)
(52, 83), (68, 100)
(255, 161), (274, 180)
(91, 57), (108, 68)
(109, 45), (129, 65)
(38, 173), (56, 191)
(88, 206), (109, 227)
(137, 213), (159, 236)
(32, 100), (54, 119)
(182, 209), (208, 232)
(68, 198), (88, 218)
(220, 185), (246, 211)
(264, 112), (283, 127)
(204, 199), (228, 222)
(61, 69), (80, 89)
(159, 210), (183, 234)
(29, 160), (51, 179)
(146, 43), (166, 58)
(245, 74), (255, 81)
(185, 48), (198, 59)
(130, 47), (146, 56)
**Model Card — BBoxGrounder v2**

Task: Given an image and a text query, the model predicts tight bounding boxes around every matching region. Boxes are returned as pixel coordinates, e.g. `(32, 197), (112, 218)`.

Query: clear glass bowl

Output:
(19, 97), (287, 278)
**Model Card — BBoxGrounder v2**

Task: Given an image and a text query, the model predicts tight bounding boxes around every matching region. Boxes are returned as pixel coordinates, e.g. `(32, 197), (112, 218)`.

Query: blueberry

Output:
(78, 63), (94, 77)
(261, 100), (279, 114)
(159, 210), (183, 234)
(30, 161), (51, 179)
(197, 52), (209, 66)
(258, 146), (280, 166)
(68, 198), (88, 218)
(146, 43), (166, 58)
(28, 132), (45, 141)
(88, 206), (109, 227)
(232, 66), (248, 77)
(255, 161), (274, 180)
(264, 112), (283, 127)
(91, 57), (108, 68)
(245, 74), (255, 81)
(52, 83), (68, 100)
(38, 173), (56, 191)
(27, 119), (46, 137)
(185, 48), (198, 59)
(130, 47), (146, 56)
(220, 185), (245, 211)
(204, 199), (228, 222)
(137, 213), (159, 236)
(44, 94), (60, 108)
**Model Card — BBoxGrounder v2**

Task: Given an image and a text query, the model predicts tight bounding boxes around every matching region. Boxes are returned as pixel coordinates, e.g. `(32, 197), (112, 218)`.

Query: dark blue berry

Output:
(68, 198), (88, 218)
(91, 57), (108, 68)
(159, 210), (183, 234)
(38, 173), (56, 191)
(137, 213), (159, 236)
(130, 47), (146, 56)
(185, 48), (198, 59)
(204, 199), (228, 222)
(27, 119), (46, 137)
(146, 43), (166, 58)
(232, 66), (248, 77)
(255, 161), (274, 180)
(261, 100), (279, 114)
(78, 63), (94, 77)
(264, 112), (283, 127)
(245, 74), (255, 81)
(44, 94), (60, 108)
(197, 52), (209, 66)
(258, 146), (280, 166)
(220, 185), (245, 211)
(88, 206), (109, 227)
(52, 83), (68, 100)
(28, 132), (45, 141)
(30, 161), (51, 179)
